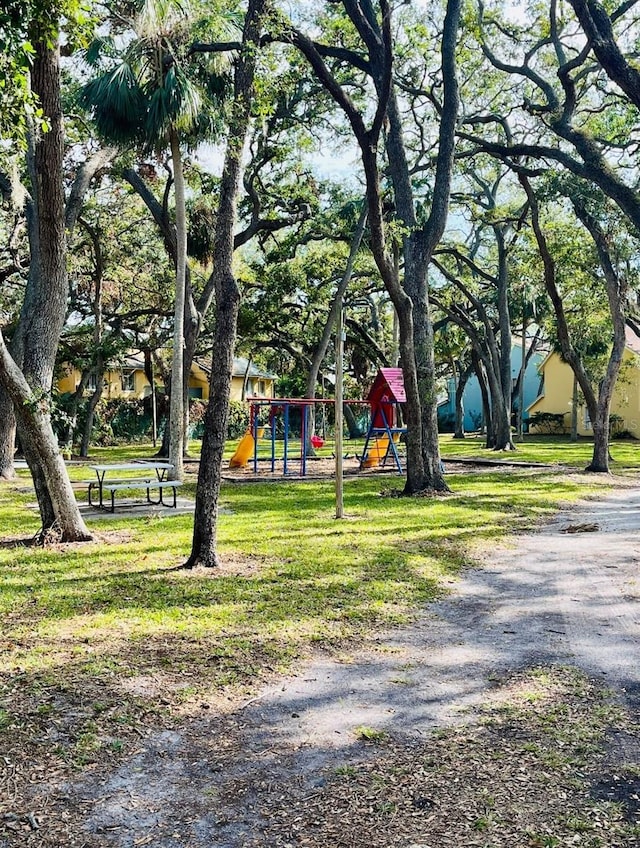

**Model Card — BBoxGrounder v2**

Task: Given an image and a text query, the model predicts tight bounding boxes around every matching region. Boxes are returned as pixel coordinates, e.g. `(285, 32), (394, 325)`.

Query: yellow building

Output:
(527, 328), (640, 438)
(57, 353), (277, 401)
(190, 356), (277, 400)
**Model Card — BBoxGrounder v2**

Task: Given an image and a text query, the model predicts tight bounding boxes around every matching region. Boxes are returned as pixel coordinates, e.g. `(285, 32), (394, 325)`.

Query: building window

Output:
(86, 372), (97, 392)
(257, 380), (266, 395)
(121, 371), (135, 392)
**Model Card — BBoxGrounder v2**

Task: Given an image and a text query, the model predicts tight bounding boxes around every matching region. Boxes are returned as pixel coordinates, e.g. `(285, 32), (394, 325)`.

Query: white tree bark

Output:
(168, 128), (186, 481)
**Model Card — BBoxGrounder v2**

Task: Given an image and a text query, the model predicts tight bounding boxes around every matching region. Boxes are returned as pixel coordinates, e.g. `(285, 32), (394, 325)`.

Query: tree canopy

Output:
(2, 0), (640, 544)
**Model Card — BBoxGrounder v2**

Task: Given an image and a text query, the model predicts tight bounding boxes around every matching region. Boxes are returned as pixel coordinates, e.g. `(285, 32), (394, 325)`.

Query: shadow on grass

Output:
(0, 471), (600, 639)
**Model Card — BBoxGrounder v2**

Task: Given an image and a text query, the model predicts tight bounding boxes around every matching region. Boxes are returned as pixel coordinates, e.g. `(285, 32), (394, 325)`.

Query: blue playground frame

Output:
(249, 398), (313, 476)
(358, 401), (405, 473)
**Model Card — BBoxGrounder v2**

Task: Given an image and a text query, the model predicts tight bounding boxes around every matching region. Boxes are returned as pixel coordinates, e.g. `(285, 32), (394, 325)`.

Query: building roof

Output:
(367, 368), (406, 404)
(534, 326), (640, 373)
(122, 353), (146, 371)
(119, 352), (277, 381)
(195, 355), (277, 380)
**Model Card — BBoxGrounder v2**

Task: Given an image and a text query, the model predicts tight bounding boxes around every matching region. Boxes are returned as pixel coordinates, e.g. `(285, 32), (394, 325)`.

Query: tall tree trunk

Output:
(574, 200), (627, 472)
(79, 221), (105, 458)
(122, 165), (200, 458)
(288, 0), (461, 496)
(471, 350), (492, 445)
(403, 232), (446, 492)
(571, 374), (579, 442)
(521, 176), (627, 472)
(590, 416), (610, 471)
(186, 0), (267, 568)
(168, 128), (186, 481)
(304, 204), (367, 455)
(305, 205), (368, 400)
(12, 25), (91, 539)
(63, 369), (91, 451)
(343, 403), (364, 438)
(0, 331), (91, 541)
(495, 231), (515, 450)
(453, 360), (474, 439)
(0, 390), (16, 479)
(382, 0), (461, 492)
(80, 358), (105, 457)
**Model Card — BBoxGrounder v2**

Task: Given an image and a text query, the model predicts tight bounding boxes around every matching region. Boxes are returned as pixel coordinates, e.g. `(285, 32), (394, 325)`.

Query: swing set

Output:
(228, 369), (407, 477)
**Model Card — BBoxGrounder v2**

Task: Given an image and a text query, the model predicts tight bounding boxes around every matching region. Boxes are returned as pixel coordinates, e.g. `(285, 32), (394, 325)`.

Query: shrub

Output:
(188, 399), (208, 438)
(609, 413), (624, 436)
(188, 399), (250, 439)
(99, 398), (153, 443)
(437, 412), (455, 433)
(54, 392), (253, 446)
(528, 411), (568, 434)
(226, 400), (250, 438)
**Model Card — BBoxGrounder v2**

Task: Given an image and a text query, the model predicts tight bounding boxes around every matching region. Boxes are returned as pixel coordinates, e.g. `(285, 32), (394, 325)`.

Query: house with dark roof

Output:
(190, 356), (277, 400)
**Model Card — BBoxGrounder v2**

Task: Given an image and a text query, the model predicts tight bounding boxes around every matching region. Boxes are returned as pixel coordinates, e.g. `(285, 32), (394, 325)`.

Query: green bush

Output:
(54, 393), (253, 446)
(226, 400), (250, 438)
(188, 399), (208, 438)
(437, 412), (455, 433)
(528, 411), (567, 435)
(189, 399), (249, 439)
(99, 398), (153, 443)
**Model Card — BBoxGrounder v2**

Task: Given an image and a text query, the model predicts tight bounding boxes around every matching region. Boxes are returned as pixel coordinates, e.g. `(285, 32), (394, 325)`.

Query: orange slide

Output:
(229, 431), (255, 468)
(361, 435), (390, 468)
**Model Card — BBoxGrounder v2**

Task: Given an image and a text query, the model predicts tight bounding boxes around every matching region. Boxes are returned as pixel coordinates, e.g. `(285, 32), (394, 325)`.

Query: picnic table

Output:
(87, 461), (182, 512)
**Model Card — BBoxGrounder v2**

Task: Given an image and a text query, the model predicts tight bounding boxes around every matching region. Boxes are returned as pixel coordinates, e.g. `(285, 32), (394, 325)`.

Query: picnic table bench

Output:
(87, 462), (182, 512)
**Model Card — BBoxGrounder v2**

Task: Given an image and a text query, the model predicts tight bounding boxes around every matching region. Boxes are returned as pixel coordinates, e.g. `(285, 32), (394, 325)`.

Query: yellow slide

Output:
(361, 435), (390, 468)
(229, 431), (255, 468)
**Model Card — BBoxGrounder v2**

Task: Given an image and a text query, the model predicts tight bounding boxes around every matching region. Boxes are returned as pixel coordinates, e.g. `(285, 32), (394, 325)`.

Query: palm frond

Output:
(79, 63), (146, 145)
(138, 0), (192, 38)
(204, 69), (231, 107)
(84, 35), (117, 68)
(142, 63), (201, 142)
(144, 85), (173, 142)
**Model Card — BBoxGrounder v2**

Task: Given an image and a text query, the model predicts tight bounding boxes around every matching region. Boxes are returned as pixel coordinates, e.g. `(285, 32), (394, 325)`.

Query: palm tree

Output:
(80, 0), (226, 480)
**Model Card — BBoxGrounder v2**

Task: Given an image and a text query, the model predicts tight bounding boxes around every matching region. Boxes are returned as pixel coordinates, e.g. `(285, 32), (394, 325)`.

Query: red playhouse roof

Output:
(367, 368), (406, 404)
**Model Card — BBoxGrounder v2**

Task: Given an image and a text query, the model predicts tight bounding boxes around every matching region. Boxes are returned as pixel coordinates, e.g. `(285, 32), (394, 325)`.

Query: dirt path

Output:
(26, 488), (640, 847)
(251, 487), (640, 747)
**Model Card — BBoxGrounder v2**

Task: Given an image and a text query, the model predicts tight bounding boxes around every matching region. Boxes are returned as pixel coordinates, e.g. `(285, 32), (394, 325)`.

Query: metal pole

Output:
(335, 304), (344, 519)
(301, 403), (307, 477)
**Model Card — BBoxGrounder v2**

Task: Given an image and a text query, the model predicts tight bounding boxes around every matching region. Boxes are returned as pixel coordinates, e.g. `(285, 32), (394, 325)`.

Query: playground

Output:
(227, 368), (409, 478)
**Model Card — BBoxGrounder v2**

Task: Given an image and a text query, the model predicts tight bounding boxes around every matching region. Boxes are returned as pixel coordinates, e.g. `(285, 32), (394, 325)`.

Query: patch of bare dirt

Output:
(0, 529), (136, 551)
(2, 669), (637, 847)
(165, 553), (266, 579)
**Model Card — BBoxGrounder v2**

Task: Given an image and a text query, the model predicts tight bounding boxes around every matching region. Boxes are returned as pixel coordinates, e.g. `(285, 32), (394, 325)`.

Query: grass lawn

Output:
(438, 431), (640, 468)
(1, 437), (638, 843)
(221, 430), (640, 471)
(0, 441), (623, 702)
